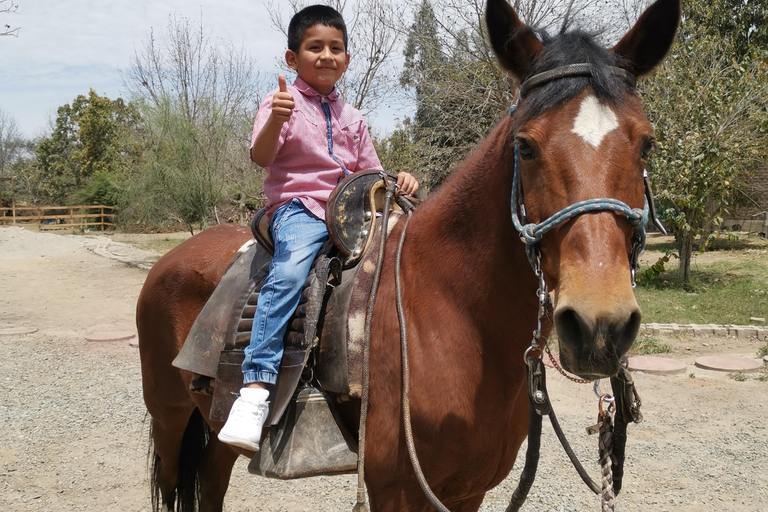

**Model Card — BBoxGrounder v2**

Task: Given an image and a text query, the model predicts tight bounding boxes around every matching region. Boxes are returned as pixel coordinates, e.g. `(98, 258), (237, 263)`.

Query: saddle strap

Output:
(353, 178), (398, 512)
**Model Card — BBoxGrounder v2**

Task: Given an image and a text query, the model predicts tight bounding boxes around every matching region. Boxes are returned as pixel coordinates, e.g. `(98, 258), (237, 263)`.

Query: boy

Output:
(218, 5), (418, 451)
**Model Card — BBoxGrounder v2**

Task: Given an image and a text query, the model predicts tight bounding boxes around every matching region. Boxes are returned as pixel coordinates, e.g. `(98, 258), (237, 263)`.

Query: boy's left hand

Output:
(397, 172), (419, 196)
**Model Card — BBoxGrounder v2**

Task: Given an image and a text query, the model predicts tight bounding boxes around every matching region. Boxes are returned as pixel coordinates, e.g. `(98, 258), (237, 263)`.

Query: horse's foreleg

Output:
(197, 435), (240, 512)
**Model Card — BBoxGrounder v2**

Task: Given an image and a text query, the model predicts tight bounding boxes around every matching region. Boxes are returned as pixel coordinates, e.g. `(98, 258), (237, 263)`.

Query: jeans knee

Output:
(279, 264), (309, 290)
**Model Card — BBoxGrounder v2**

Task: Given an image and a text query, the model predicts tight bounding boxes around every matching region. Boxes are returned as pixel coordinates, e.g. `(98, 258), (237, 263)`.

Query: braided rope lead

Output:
(396, 212), (452, 512)
(599, 411), (616, 512)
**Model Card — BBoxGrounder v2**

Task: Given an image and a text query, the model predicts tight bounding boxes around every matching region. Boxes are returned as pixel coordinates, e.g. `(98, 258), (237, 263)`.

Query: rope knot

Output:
(519, 223), (541, 245)
(627, 208), (645, 228)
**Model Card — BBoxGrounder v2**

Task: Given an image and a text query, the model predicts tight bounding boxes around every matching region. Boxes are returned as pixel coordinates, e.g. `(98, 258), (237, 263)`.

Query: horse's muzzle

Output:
(554, 305), (642, 378)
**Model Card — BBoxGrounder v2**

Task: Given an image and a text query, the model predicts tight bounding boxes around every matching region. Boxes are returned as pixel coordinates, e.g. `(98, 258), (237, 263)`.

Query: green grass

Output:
(635, 259), (768, 325)
(630, 335), (672, 355)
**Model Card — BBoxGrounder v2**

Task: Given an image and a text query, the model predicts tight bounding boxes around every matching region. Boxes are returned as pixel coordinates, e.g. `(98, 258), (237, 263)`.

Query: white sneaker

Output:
(218, 393), (270, 451)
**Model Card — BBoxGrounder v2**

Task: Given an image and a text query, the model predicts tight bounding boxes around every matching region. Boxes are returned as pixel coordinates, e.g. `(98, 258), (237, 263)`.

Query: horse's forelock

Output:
(515, 31), (632, 125)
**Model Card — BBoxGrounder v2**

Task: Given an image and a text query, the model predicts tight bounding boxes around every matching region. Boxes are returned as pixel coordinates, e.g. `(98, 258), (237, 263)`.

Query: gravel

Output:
(1, 228), (766, 511)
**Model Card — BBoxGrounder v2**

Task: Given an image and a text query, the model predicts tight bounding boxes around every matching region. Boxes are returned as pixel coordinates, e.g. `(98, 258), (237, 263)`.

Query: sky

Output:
(0, 0), (412, 140)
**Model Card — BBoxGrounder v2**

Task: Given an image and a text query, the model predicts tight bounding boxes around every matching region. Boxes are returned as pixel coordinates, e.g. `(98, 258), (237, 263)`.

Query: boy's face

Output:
(285, 25), (349, 96)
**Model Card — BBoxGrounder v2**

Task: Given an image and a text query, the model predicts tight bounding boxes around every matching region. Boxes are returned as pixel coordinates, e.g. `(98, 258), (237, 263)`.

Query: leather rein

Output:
(353, 64), (659, 512)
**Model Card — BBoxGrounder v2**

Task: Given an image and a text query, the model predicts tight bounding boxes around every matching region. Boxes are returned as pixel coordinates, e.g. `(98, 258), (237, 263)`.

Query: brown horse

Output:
(137, 0), (680, 510)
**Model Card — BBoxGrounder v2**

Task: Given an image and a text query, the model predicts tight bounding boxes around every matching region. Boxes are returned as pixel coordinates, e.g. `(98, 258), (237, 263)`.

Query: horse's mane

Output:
(516, 30), (632, 124)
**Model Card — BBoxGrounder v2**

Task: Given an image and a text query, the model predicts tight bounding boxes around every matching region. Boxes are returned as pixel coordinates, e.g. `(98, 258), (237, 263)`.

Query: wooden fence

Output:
(0, 205), (116, 231)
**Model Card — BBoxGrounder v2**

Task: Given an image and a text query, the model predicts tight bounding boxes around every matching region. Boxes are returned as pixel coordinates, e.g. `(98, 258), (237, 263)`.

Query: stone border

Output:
(640, 323), (767, 340)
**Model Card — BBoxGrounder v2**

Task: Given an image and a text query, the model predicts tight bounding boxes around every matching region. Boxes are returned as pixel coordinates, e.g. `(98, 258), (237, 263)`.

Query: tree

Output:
(123, 15), (263, 231)
(35, 90), (142, 205)
(1, 0), (19, 37)
(0, 108), (22, 176)
(641, 3), (768, 283)
(389, 0), (612, 191)
(684, 0), (768, 61)
(8, 138), (44, 205)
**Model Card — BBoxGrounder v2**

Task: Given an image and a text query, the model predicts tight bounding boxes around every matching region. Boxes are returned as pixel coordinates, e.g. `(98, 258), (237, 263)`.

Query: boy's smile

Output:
(286, 25), (349, 96)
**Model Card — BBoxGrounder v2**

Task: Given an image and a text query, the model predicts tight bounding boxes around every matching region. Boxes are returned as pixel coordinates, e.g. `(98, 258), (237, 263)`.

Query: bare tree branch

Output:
(265, 0), (400, 115)
(0, 109), (22, 175)
(1, 0), (20, 37)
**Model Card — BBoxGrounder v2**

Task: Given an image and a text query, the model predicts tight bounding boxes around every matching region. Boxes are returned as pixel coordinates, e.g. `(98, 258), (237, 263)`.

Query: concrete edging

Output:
(640, 323), (767, 340)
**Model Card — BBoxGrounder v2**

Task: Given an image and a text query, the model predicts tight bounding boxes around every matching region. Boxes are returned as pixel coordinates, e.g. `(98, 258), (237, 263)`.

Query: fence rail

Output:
(0, 205), (116, 231)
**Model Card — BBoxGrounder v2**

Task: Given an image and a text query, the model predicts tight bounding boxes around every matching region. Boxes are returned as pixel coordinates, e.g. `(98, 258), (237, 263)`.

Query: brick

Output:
(658, 323), (677, 333)
(692, 324), (714, 335)
(712, 325), (728, 336)
(734, 327), (758, 339)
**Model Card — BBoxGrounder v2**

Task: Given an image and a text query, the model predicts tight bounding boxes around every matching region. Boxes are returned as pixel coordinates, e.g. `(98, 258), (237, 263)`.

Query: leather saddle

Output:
(172, 170), (415, 478)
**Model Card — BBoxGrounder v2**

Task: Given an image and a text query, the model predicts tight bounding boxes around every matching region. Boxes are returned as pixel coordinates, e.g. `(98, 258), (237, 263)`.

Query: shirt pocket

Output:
(293, 107), (323, 155)
(339, 119), (363, 156)
(295, 107), (319, 128)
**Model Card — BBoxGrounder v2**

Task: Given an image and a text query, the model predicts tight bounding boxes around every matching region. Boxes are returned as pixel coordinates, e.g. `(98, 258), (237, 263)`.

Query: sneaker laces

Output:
(230, 398), (269, 422)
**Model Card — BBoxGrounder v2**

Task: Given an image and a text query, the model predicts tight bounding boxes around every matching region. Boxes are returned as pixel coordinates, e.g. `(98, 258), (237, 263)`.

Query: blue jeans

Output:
(242, 199), (329, 385)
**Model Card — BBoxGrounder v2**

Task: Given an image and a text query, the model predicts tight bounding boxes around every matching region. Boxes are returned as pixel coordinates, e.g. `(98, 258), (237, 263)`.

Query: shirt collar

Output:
(293, 76), (340, 101)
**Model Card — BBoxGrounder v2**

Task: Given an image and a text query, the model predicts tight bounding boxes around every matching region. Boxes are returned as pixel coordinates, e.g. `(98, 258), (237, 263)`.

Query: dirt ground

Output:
(1, 226), (767, 512)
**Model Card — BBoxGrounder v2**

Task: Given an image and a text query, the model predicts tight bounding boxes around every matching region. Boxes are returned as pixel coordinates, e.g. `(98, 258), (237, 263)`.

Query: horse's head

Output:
(486, 0), (680, 378)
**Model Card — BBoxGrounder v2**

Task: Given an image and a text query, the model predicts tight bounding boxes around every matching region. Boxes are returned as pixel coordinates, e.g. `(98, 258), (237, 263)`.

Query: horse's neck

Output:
(409, 116), (537, 314)
(404, 117), (539, 381)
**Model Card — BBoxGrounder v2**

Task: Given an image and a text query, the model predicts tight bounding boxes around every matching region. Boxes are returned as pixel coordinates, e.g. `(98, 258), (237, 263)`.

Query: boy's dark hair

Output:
(288, 5), (348, 53)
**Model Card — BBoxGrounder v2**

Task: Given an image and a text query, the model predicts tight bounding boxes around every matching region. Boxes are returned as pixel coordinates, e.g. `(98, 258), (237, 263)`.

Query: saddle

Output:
(172, 171), (414, 479)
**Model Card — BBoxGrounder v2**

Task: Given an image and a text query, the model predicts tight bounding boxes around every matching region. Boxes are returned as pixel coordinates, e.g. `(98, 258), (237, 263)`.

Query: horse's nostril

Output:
(554, 308), (590, 351)
(615, 309), (642, 357)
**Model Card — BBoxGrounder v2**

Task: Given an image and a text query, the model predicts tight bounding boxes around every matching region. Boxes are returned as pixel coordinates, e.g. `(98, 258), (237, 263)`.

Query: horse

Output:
(136, 0), (681, 510)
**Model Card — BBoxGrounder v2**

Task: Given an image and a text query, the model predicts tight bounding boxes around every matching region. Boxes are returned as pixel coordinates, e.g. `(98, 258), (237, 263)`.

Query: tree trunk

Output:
(678, 230), (693, 284)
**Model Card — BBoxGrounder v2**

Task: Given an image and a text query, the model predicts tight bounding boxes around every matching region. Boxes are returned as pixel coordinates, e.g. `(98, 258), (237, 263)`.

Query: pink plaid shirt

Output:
(251, 76), (383, 220)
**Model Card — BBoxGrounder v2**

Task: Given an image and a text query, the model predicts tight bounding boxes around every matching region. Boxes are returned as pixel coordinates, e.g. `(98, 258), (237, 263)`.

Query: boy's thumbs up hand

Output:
(271, 74), (294, 125)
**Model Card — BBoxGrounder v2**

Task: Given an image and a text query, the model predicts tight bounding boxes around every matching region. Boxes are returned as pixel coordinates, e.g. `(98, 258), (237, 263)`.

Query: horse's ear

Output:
(486, 0), (543, 80)
(611, 0), (681, 77)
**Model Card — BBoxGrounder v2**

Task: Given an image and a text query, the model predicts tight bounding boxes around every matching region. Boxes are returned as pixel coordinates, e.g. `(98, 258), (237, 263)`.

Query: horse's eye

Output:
(641, 138), (656, 161)
(516, 139), (536, 160)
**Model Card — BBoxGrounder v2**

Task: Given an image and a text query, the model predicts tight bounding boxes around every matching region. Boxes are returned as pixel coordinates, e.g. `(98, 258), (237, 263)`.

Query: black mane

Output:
(516, 30), (632, 123)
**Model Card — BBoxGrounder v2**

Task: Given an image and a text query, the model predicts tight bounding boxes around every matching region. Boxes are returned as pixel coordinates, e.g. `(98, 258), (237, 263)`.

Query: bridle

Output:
(508, 63), (654, 511)
(508, 62), (665, 288)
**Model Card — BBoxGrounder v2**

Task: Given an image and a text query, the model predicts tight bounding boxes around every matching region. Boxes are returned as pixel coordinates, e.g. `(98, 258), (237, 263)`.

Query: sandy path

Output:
(1, 227), (766, 511)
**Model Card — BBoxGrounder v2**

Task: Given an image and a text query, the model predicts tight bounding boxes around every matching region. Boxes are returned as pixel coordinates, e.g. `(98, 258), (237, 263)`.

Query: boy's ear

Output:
(285, 50), (299, 71)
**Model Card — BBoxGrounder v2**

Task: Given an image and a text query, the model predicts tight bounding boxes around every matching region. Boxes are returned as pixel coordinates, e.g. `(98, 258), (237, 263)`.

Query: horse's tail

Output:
(148, 408), (211, 512)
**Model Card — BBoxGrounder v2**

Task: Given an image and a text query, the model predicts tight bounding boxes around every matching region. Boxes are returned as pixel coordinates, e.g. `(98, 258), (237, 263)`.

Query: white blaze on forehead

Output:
(571, 95), (619, 148)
